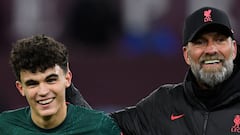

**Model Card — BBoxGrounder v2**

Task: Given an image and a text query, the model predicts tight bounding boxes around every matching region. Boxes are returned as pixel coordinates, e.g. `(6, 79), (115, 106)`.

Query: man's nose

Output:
(204, 41), (218, 54)
(38, 84), (49, 96)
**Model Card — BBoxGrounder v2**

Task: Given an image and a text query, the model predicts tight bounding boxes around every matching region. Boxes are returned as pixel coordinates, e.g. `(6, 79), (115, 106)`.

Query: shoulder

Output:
(155, 83), (184, 95)
(0, 107), (30, 133)
(98, 116), (121, 135)
(137, 83), (184, 106)
(0, 107), (29, 120)
(68, 104), (116, 122)
(68, 104), (105, 117)
(67, 104), (121, 134)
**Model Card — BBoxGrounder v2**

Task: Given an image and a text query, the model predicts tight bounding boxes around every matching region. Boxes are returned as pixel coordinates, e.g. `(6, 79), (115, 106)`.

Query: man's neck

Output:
(31, 103), (67, 129)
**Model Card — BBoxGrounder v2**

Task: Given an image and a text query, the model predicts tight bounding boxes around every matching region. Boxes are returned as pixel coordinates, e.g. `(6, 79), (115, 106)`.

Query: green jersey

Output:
(0, 104), (120, 135)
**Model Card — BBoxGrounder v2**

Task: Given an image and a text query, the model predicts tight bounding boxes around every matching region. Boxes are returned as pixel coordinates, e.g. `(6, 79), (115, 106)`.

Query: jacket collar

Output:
(183, 66), (240, 110)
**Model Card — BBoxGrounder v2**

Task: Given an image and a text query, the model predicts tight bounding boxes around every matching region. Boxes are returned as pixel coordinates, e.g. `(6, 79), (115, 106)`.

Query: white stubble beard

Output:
(189, 51), (235, 88)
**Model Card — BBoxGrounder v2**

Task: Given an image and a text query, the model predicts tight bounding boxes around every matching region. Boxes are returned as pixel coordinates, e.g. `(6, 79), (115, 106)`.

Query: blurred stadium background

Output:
(0, 0), (240, 112)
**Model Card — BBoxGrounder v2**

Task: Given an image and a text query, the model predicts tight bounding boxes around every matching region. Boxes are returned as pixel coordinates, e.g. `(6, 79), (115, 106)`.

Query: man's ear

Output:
(183, 46), (191, 65)
(16, 81), (25, 96)
(65, 70), (72, 88)
(232, 40), (237, 60)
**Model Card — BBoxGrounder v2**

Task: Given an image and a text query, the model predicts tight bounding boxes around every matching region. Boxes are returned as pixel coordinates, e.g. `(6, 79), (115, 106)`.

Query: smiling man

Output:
(0, 35), (121, 135)
(109, 7), (240, 135)
(183, 30), (237, 89)
(66, 7), (240, 135)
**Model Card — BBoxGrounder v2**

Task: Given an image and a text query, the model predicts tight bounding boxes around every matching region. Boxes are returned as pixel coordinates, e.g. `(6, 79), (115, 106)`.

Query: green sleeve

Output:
(98, 115), (121, 135)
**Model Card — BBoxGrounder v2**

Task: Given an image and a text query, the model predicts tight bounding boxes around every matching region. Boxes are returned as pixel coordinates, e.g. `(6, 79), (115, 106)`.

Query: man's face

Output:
(16, 65), (72, 120)
(183, 32), (237, 88)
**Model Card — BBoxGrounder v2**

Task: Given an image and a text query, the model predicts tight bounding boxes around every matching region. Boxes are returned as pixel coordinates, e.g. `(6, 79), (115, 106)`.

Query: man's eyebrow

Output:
(24, 74), (59, 85)
(25, 80), (38, 86)
(45, 74), (59, 80)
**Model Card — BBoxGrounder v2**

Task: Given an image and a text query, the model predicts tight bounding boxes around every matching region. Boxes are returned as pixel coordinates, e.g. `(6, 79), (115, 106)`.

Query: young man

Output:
(68, 7), (240, 135)
(0, 35), (121, 135)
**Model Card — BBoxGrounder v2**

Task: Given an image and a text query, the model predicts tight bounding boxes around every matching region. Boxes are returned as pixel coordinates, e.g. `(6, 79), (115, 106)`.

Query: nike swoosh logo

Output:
(171, 114), (184, 120)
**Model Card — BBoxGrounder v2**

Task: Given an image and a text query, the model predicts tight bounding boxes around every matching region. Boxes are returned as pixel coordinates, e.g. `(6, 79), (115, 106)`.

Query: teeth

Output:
(38, 98), (54, 105)
(204, 60), (220, 64)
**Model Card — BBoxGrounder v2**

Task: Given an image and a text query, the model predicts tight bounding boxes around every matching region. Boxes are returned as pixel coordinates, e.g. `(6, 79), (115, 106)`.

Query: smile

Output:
(37, 98), (55, 105)
(203, 59), (221, 64)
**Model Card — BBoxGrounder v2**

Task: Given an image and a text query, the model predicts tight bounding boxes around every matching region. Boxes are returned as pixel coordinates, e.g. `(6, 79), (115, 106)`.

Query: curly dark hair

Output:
(10, 35), (69, 81)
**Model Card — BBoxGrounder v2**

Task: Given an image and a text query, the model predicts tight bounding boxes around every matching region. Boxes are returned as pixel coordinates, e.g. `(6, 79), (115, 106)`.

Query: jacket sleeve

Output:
(110, 106), (141, 135)
(110, 86), (167, 135)
(110, 103), (154, 135)
(65, 83), (92, 109)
